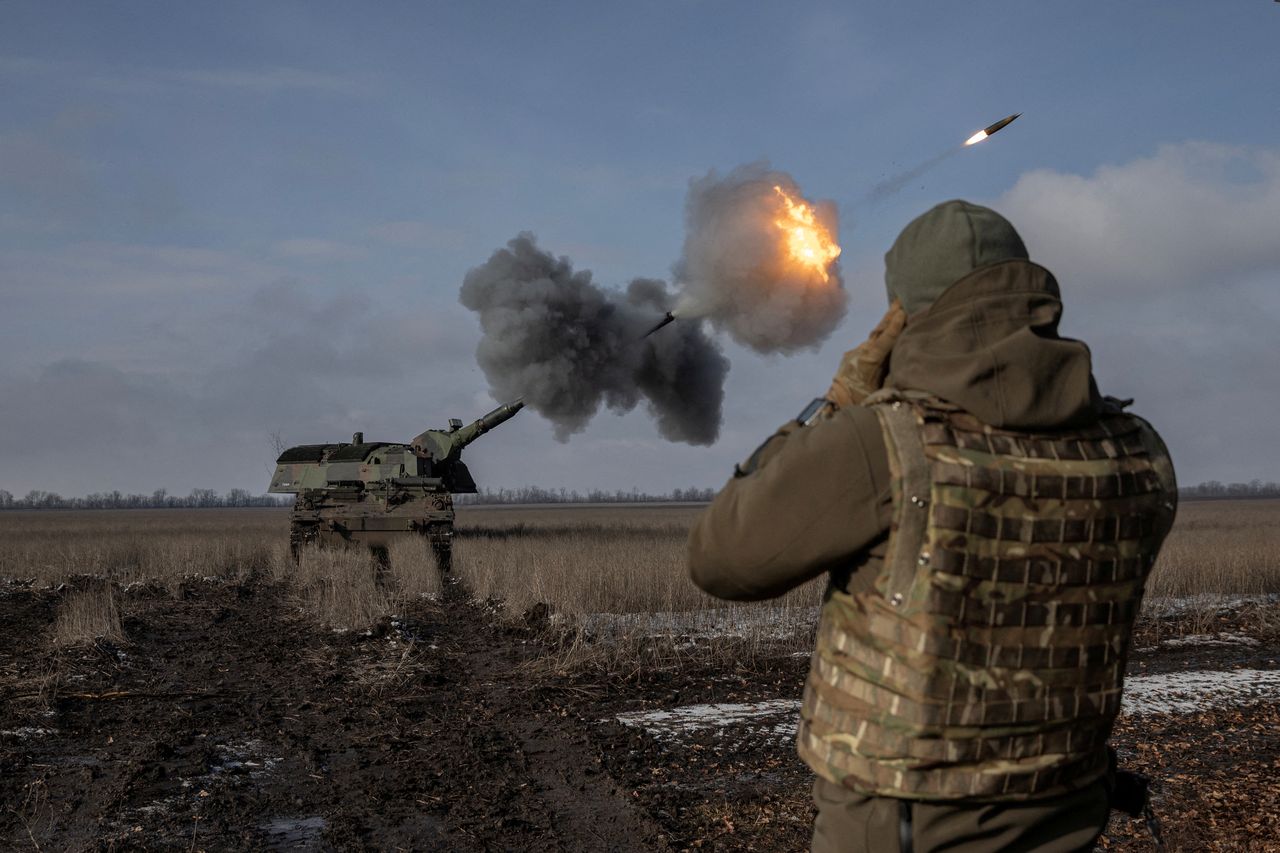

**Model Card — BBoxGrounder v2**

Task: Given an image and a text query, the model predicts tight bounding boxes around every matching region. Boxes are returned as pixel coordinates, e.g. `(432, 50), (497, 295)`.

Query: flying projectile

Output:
(642, 311), (676, 339)
(964, 113), (1021, 146)
(983, 113), (1020, 136)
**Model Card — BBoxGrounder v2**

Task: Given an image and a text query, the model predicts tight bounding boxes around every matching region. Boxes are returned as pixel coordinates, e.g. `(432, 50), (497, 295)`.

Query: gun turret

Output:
(267, 398), (524, 565)
(412, 399), (524, 462)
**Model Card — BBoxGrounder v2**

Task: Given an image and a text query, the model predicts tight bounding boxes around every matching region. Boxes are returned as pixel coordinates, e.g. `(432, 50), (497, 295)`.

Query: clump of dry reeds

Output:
(1146, 500), (1280, 598)
(453, 506), (824, 671)
(0, 508), (286, 587)
(292, 545), (394, 630)
(385, 537), (442, 601)
(53, 582), (124, 645)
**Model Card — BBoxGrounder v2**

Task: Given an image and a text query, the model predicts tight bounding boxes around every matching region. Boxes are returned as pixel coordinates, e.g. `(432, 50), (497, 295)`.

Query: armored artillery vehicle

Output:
(268, 400), (524, 569)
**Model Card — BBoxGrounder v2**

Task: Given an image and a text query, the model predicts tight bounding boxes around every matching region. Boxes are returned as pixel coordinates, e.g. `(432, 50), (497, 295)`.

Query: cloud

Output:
(993, 142), (1280, 484)
(0, 280), (481, 496)
(0, 242), (282, 296)
(998, 142), (1280, 292)
(271, 238), (367, 261)
(165, 67), (374, 97)
(0, 110), (107, 220)
(366, 220), (467, 250)
(2, 55), (374, 98)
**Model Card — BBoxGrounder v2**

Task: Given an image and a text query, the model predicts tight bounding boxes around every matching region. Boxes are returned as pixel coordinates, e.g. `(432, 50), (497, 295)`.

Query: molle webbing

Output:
(798, 397), (1175, 801)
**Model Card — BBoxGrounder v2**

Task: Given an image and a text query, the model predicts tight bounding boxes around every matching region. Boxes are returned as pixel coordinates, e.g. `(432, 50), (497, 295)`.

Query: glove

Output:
(826, 299), (907, 407)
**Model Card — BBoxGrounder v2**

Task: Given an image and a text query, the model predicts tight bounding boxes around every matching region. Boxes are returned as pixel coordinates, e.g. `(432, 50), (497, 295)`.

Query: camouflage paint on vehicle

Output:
(268, 400), (524, 568)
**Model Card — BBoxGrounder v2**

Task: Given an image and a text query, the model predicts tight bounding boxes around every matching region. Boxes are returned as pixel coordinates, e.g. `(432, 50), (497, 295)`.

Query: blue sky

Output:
(3, 2), (1278, 496)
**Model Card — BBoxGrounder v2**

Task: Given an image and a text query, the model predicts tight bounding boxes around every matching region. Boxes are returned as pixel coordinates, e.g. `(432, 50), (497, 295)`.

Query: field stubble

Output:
(454, 505), (824, 669)
(0, 500), (1276, 651)
(0, 502), (1278, 850)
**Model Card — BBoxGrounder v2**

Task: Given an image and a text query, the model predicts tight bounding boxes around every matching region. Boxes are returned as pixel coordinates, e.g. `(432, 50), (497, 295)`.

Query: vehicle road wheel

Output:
(289, 522), (320, 560)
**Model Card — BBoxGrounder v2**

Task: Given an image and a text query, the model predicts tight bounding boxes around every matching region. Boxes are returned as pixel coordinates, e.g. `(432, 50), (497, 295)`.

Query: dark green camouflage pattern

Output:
(268, 400), (523, 563)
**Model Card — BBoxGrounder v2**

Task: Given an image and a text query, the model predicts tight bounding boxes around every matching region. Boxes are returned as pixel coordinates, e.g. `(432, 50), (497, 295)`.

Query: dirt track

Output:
(3, 576), (1279, 851)
(0, 578), (673, 851)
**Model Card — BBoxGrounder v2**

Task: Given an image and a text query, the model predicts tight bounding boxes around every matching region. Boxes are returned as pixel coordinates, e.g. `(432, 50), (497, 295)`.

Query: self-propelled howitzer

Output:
(269, 400), (524, 568)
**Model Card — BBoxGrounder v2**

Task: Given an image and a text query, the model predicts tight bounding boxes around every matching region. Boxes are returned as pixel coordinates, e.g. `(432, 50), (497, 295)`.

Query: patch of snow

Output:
(567, 607), (820, 641)
(262, 815), (327, 845)
(132, 795), (182, 817)
(1158, 632), (1260, 649)
(1143, 593), (1279, 617)
(0, 727), (57, 739)
(616, 699), (799, 741)
(614, 667), (1280, 740)
(209, 739), (283, 778)
(1121, 668), (1280, 715)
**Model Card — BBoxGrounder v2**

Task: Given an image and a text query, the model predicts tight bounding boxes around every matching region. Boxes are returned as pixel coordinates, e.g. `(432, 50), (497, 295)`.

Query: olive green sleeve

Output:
(687, 406), (893, 601)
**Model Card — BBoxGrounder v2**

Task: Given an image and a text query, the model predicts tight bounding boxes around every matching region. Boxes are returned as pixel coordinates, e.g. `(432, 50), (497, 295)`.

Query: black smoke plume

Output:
(459, 234), (728, 445)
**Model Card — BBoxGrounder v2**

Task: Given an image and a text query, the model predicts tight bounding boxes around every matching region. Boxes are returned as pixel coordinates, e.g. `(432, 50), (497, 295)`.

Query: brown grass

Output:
(0, 509), (286, 586)
(453, 501), (1280, 667)
(454, 505), (823, 670)
(291, 544), (395, 630)
(1146, 500), (1280, 598)
(385, 537), (442, 601)
(3, 501), (1278, 649)
(53, 582), (124, 645)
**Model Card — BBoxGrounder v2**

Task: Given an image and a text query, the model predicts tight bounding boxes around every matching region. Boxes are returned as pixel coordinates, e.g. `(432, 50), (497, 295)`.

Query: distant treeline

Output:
(1179, 480), (1280, 500)
(455, 486), (717, 505)
(0, 485), (709, 510)
(0, 489), (292, 510)
(4, 480), (1273, 510)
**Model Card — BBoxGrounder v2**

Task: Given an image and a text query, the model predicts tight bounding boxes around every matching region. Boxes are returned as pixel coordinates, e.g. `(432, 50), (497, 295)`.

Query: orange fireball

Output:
(772, 185), (841, 283)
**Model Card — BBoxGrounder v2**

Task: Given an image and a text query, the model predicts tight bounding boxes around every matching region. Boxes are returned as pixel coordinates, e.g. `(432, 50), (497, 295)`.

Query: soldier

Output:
(688, 200), (1177, 852)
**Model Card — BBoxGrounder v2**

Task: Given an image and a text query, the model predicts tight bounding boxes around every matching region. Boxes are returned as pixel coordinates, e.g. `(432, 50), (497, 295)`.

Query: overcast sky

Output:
(3, 2), (1278, 498)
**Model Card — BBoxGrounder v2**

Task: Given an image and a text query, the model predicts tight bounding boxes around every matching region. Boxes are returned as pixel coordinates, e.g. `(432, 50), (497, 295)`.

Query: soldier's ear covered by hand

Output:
(826, 300), (907, 408)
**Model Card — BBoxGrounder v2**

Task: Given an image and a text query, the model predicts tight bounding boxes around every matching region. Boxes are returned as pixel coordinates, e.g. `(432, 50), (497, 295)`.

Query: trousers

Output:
(810, 776), (1109, 853)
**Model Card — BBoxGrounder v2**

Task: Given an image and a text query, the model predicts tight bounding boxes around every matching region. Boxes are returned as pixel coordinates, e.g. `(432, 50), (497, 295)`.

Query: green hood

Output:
(885, 259), (1104, 430)
(885, 200), (1029, 316)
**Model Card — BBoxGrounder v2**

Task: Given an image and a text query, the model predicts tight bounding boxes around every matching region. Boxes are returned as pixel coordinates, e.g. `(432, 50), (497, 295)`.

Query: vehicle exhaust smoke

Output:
(459, 234), (729, 445)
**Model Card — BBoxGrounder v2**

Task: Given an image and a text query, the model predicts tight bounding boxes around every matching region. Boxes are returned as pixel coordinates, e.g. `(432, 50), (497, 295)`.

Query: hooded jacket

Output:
(688, 202), (1107, 602)
(687, 201), (1176, 849)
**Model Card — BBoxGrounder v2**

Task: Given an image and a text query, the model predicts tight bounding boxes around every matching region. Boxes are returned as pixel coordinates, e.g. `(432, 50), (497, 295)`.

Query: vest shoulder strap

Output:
(872, 399), (930, 602)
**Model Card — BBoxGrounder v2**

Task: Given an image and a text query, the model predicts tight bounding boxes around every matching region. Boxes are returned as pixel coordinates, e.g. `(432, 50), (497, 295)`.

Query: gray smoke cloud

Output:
(865, 146), (962, 204)
(674, 162), (847, 353)
(459, 234), (729, 444)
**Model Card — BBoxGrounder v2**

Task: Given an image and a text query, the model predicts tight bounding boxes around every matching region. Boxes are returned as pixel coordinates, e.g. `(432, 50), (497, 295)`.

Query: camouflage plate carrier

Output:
(268, 400), (524, 570)
(799, 391), (1177, 801)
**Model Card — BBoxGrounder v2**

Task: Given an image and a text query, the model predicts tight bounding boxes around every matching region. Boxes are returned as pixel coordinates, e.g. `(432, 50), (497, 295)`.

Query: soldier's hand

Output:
(826, 300), (907, 407)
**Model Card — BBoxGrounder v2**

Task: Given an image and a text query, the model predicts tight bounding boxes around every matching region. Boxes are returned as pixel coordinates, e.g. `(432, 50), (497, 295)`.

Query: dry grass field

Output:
(454, 500), (1280, 643)
(455, 507), (822, 603)
(0, 501), (1278, 850)
(1146, 499), (1280, 597)
(0, 508), (441, 633)
(0, 508), (287, 586)
(1, 499), (1276, 642)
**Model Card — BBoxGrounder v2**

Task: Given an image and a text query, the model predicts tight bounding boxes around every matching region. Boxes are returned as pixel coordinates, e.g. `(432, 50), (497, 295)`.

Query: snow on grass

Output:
(1120, 668), (1280, 715)
(1142, 593), (1279, 617)
(0, 726), (57, 739)
(566, 607), (820, 641)
(1158, 632), (1260, 649)
(616, 668), (1280, 740)
(616, 699), (799, 741)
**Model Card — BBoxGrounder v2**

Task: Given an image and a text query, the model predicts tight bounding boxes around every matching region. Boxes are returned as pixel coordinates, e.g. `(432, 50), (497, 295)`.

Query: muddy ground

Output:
(2, 577), (1278, 852)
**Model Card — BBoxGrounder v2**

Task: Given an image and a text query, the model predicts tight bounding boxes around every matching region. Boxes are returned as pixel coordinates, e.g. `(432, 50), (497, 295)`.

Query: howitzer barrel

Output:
(457, 398), (525, 448)
(412, 399), (524, 461)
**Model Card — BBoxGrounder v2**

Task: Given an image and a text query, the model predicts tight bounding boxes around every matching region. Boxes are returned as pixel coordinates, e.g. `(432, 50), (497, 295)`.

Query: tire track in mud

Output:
(427, 576), (668, 851)
(0, 577), (666, 851)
